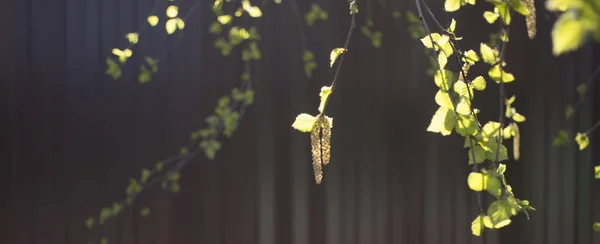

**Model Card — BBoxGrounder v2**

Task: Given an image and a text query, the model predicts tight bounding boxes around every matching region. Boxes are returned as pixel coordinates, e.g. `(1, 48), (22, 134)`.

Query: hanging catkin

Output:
(310, 123), (323, 184)
(525, 0), (536, 39)
(320, 116), (332, 166)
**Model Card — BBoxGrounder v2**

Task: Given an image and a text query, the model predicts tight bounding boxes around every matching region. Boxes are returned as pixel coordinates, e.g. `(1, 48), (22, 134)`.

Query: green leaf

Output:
(349, 1), (359, 14)
(140, 207), (151, 217)
(330, 48), (346, 67)
(487, 200), (517, 228)
(463, 50), (480, 64)
(427, 107), (456, 136)
(483, 142), (509, 162)
(497, 163), (506, 174)
(125, 32), (139, 44)
(575, 133), (589, 150)
(292, 113), (318, 133)
(165, 18), (178, 35)
(456, 115), (478, 136)
(594, 222), (600, 232)
(438, 52), (448, 69)
(510, 0), (530, 15)
(553, 130), (570, 147)
(100, 237), (108, 244)
(480, 43), (496, 64)
(496, 3), (511, 25)
(546, 0), (582, 12)
(140, 168), (151, 183)
(512, 112), (526, 122)
(318, 86), (333, 113)
(483, 11), (499, 24)
(147, 15), (159, 26)
(482, 121), (501, 138)
(488, 65), (515, 83)
(472, 76), (486, 90)
(468, 146), (486, 164)
(435, 90), (454, 109)
(99, 207), (112, 225)
(565, 105), (575, 120)
(175, 18), (185, 30)
(217, 15), (232, 25)
(166, 5), (178, 18)
(577, 84), (587, 97)
(468, 172), (501, 197)
(209, 22), (222, 34)
(420, 33), (443, 49)
(445, 0), (461, 12)
(200, 139), (222, 160)
(551, 11), (589, 56)
(434, 69), (453, 91)
(594, 165), (600, 179)
(85, 217), (95, 229)
(471, 214), (486, 236)
(448, 19), (457, 32)
(105, 58), (122, 80)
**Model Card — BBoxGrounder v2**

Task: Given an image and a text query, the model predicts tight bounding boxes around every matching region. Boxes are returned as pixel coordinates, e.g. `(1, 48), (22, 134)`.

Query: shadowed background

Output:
(1, 0), (599, 244)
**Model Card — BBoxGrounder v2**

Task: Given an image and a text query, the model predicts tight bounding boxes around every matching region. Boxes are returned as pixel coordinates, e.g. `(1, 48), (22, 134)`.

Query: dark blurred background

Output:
(1, 0), (599, 244)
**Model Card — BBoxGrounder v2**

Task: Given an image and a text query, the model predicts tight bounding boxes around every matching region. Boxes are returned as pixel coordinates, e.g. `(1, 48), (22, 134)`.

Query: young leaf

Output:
(483, 11), (499, 24)
(125, 32), (139, 44)
(594, 165), (600, 179)
(510, 0), (530, 16)
(292, 113), (318, 132)
(487, 200), (513, 228)
(471, 214), (486, 236)
(565, 105), (575, 120)
(468, 146), (486, 164)
(140, 207), (151, 217)
(175, 18), (185, 30)
(512, 113), (526, 122)
(166, 5), (178, 18)
(427, 107), (456, 136)
(165, 18), (177, 35)
(445, 0), (461, 12)
(551, 11), (588, 56)
(553, 130), (570, 147)
(480, 43), (496, 64)
(217, 15), (232, 25)
(488, 65), (515, 83)
(472, 76), (486, 90)
(319, 86), (333, 113)
(575, 133), (589, 150)
(147, 15), (159, 26)
(463, 50), (480, 64)
(330, 48), (346, 67)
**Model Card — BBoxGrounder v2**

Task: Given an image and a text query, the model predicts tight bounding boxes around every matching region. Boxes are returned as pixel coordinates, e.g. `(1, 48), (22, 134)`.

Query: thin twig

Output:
(584, 120), (600, 136)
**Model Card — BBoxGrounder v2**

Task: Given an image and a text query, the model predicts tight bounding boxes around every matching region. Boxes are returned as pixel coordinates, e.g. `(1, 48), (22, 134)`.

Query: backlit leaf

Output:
(330, 48), (346, 67)
(319, 86), (332, 113)
(483, 11), (498, 24)
(445, 0), (460, 12)
(468, 146), (486, 164)
(480, 43), (496, 64)
(472, 76), (486, 90)
(147, 15), (159, 26)
(165, 18), (177, 34)
(594, 165), (600, 179)
(551, 11), (588, 56)
(217, 15), (232, 25)
(292, 113), (318, 133)
(427, 107), (456, 136)
(166, 5), (178, 18)
(575, 132), (589, 150)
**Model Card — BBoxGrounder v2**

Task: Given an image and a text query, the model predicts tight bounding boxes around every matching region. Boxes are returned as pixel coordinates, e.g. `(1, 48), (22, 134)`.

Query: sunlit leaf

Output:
(496, 3), (512, 25)
(434, 69), (453, 91)
(217, 15), (232, 25)
(512, 113), (526, 122)
(551, 11), (589, 56)
(471, 214), (486, 236)
(445, 0), (461, 12)
(480, 43), (496, 64)
(594, 165), (600, 179)
(468, 146), (486, 164)
(575, 132), (589, 150)
(487, 200), (514, 228)
(510, 0), (530, 15)
(448, 18), (457, 32)
(427, 107), (456, 136)
(319, 86), (333, 113)
(165, 18), (177, 35)
(292, 113), (318, 133)
(175, 18), (185, 29)
(463, 50), (480, 64)
(166, 5), (179, 18)
(125, 32), (139, 44)
(483, 11), (499, 24)
(488, 65), (515, 83)
(330, 48), (346, 67)
(147, 15), (159, 26)
(472, 76), (486, 90)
